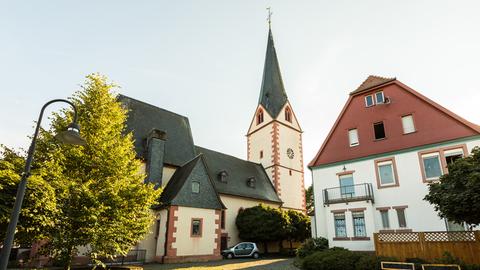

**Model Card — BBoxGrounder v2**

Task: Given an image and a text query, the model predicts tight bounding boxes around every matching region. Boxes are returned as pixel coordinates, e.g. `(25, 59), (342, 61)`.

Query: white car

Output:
(221, 242), (260, 259)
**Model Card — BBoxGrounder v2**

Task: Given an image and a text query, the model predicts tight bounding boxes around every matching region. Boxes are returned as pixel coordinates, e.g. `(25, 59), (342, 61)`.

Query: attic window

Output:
(375, 91), (385, 104)
(247, 177), (256, 188)
(256, 109), (264, 125)
(365, 95), (374, 107)
(218, 171), (228, 183)
(285, 107), (292, 123)
(374, 122), (386, 140)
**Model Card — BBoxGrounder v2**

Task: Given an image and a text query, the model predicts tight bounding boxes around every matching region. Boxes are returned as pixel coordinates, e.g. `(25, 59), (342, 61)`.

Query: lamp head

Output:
(55, 122), (86, 146)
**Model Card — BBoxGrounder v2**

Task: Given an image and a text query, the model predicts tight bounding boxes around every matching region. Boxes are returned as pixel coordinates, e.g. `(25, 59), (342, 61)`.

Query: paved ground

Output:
(143, 258), (299, 270)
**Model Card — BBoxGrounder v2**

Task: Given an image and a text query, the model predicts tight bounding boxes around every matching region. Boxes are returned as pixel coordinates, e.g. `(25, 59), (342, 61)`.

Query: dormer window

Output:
(285, 107), (292, 123)
(375, 91), (385, 104)
(247, 177), (256, 188)
(218, 170), (228, 183)
(256, 109), (264, 125)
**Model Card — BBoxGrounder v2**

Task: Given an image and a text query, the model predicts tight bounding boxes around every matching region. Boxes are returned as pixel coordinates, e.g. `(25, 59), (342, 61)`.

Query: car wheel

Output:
(252, 252), (259, 259)
(227, 253), (234, 259)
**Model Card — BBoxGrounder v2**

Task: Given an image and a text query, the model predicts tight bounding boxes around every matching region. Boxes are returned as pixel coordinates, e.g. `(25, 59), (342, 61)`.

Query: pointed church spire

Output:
(258, 18), (288, 118)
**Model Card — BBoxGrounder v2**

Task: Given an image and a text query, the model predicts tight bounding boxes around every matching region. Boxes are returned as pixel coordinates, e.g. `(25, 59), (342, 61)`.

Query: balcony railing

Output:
(323, 183), (374, 205)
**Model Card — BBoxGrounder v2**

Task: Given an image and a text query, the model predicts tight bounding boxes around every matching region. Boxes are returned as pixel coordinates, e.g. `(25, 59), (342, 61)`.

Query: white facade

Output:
(311, 136), (480, 251)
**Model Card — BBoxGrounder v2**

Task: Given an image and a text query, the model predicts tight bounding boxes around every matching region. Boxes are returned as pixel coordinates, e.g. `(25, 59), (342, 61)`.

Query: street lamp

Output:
(0, 99), (86, 270)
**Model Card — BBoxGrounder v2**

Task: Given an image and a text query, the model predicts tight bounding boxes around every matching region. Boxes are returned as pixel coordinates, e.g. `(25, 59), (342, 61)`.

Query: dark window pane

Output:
(221, 211), (225, 229)
(374, 122), (386, 140)
(396, 209), (407, 228)
(192, 220), (201, 236)
(380, 210), (390, 229)
(446, 154), (462, 165)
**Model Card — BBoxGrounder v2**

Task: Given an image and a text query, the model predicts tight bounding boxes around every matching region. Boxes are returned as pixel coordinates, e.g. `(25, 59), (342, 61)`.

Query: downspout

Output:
(163, 208), (170, 263)
(310, 169), (319, 239)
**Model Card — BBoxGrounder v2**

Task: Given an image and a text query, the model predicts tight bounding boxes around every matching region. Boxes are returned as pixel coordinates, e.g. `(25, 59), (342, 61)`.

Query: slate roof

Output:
(350, 75), (396, 95)
(195, 146), (283, 204)
(258, 28), (289, 118)
(158, 155), (225, 210)
(118, 95), (196, 167)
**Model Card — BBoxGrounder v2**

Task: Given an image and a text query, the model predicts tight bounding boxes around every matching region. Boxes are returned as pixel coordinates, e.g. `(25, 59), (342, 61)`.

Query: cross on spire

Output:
(266, 7), (272, 28)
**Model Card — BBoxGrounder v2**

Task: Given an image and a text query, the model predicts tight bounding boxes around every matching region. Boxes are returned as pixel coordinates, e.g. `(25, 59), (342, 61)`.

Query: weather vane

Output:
(266, 7), (273, 27)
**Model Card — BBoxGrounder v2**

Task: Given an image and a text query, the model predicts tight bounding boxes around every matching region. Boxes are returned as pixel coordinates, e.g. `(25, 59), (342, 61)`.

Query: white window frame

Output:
(348, 128), (359, 147)
(377, 160), (396, 186)
(401, 114), (416, 134)
(365, 95), (374, 107)
(375, 91), (385, 104)
(421, 152), (443, 181)
(352, 211), (367, 237)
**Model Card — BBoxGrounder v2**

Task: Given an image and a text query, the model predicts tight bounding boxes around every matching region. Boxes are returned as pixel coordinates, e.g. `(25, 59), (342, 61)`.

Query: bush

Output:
(279, 248), (296, 257)
(296, 237), (328, 258)
(405, 258), (430, 270)
(302, 248), (361, 270)
(354, 254), (400, 270)
(433, 252), (480, 270)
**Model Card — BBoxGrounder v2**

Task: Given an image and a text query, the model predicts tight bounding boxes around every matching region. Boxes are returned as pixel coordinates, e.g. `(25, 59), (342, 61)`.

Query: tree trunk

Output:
(289, 240), (293, 249)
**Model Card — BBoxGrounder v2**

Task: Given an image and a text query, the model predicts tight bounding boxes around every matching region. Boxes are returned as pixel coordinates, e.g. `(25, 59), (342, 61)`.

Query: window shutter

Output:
(402, 115), (415, 134)
(348, 129), (359, 146)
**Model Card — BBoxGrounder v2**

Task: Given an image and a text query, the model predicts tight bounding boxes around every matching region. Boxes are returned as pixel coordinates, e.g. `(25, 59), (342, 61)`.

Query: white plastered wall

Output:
(173, 206), (218, 256)
(278, 167), (304, 210)
(136, 211), (158, 262)
(312, 137), (480, 251)
(248, 122), (274, 168)
(276, 101), (301, 131)
(155, 209), (168, 258)
(277, 124), (303, 171)
(247, 105), (274, 135)
(161, 166), (177, 187)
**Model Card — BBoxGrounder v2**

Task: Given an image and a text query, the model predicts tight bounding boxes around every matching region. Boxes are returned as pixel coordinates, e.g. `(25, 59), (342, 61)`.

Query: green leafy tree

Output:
(235, 204), (289, 253)
(305, 185), (314, 214)
(0, 147), (57, 246)
(285, 210), (311, 248)
(31, 74), (161, 267)
(424, 147), (480, 227)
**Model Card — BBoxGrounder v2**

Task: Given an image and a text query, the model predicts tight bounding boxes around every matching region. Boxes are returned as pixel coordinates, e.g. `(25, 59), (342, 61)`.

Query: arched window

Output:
(285, 107), (292, 123)
(256, 109), (264, 125)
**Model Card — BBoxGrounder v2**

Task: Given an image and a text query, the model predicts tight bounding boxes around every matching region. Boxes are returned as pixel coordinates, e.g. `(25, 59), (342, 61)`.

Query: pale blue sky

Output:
(2, 1), (480, 187)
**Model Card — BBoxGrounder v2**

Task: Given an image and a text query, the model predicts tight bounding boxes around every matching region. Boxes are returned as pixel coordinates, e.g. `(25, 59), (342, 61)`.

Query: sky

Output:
(1, 1), (480, 187)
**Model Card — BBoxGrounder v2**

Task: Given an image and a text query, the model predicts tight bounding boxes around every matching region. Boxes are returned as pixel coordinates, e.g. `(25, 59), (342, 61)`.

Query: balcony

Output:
(323, 183), (374, 205)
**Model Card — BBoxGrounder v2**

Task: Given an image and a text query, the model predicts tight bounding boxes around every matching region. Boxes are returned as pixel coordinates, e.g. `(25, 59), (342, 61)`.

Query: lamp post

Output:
(0, 99), (86, 270)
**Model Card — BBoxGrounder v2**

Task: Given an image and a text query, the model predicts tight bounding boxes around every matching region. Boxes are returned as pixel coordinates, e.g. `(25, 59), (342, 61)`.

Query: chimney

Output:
(145, 129), (167, 187)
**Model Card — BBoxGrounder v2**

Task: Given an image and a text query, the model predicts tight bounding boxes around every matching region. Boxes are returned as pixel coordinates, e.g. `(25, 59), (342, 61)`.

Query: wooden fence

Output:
(373, 231), (480, 265)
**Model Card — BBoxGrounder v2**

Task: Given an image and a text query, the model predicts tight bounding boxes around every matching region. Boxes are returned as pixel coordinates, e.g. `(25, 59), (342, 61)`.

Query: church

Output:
(120, 26), (305, 263)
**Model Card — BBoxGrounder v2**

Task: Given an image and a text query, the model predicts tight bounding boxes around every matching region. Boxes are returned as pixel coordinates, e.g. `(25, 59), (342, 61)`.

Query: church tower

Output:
(247, 26), (305, 211)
